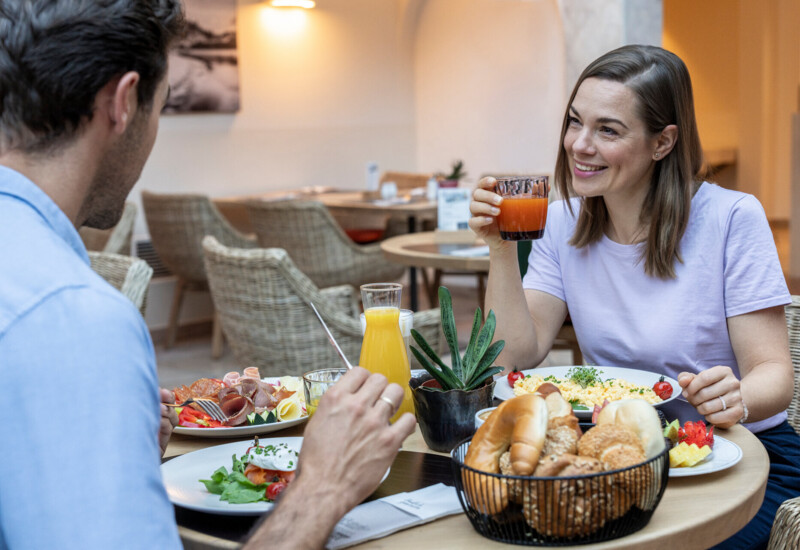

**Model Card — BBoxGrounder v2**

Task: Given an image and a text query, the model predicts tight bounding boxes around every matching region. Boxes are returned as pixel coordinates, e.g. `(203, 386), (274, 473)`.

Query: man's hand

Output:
(159, 388), (178, 456)
(243, 367), (415, 550)
(297, 367), (416, 515)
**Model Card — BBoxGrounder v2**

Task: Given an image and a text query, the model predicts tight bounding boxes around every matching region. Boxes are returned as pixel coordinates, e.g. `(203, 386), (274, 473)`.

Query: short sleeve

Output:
(521, 201), (569, 302)
(723, 195), (790, 317)
(0, 287), (181, 549)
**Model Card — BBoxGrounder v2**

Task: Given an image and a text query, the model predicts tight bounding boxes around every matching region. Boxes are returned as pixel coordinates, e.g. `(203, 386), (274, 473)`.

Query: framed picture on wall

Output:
(163, 0), (240, 114)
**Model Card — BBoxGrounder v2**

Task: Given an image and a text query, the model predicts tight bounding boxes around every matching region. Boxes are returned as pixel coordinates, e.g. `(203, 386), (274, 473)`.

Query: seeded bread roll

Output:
(595, 399), (666, 459)
(525, 453), (608, 538)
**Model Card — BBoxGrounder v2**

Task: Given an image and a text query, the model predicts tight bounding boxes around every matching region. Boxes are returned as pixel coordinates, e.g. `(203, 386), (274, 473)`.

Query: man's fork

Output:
(166, 397), (228, 423)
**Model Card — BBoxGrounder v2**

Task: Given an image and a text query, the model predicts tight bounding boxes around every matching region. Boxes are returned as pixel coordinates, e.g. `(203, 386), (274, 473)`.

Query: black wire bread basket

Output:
(450, 437), (670, 546)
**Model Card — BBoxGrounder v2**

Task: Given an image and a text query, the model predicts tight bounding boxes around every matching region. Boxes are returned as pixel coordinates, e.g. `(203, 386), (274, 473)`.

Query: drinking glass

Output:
(302, 367), (347, 417)
(359, 283), (414, 421)
(495, 175), (549, 241)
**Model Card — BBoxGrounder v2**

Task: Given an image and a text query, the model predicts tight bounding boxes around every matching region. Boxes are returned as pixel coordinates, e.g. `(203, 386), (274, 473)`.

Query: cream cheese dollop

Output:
(247, 442), (299, 471)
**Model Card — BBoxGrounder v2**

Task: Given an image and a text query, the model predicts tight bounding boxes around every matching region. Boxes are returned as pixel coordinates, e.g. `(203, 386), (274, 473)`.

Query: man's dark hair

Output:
(0, 0), (185, 154)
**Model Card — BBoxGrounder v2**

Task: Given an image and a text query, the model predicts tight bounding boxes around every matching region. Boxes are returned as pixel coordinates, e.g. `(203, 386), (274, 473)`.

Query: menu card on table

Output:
(326, 483), (462, 549)
(437, 188), (471, 231)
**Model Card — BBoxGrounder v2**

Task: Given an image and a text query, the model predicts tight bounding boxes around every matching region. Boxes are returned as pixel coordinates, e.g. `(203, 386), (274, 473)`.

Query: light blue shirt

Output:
(0, 167), (181, 549)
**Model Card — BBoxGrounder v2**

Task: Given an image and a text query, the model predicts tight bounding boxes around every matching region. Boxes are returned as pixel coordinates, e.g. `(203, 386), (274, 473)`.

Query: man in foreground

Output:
(0, 2), (414, 548)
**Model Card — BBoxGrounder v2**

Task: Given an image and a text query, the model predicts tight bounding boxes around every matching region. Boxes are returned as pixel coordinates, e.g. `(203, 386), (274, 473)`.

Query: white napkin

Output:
(449, 245), (490, 257)
(325, 483), (462, 549)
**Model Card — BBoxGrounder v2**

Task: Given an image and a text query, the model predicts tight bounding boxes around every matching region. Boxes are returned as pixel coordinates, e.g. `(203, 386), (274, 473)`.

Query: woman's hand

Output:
(677, 367), (743, 428)
(469, 177), (509, 250)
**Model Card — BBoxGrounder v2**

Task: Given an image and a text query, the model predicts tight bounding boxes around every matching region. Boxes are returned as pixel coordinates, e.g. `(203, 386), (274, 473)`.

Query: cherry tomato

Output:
(507, 368), (524, 387)
(266, 481), (288, 501)
(652, 376), (673, 400)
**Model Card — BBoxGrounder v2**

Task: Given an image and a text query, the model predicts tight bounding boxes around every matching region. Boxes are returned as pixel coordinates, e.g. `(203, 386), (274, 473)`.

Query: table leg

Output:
(408, 215), (418, 311)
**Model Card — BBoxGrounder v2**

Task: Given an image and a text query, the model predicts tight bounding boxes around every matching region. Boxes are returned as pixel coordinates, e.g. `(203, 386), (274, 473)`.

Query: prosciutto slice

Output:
(220, 394), (255, 426)
(222, 371), (240, 387)
(237, 378), (260, 400)
(242, 366), (261, 380)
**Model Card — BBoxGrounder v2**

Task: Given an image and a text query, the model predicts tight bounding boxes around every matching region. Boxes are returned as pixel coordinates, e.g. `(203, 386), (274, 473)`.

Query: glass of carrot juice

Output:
(495, 175), (549, 240)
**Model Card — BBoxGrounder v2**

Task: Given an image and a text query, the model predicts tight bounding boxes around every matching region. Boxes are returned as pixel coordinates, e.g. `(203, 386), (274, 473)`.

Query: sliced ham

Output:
(273, 387), (295, 404)
(237, 378), (260, 400)
(222, 372), (240, 387)
(243, 366), (261, 380)
(220, 394), (255, 426)
(253, 387), (279, 409)
(217, 386), (240, 401)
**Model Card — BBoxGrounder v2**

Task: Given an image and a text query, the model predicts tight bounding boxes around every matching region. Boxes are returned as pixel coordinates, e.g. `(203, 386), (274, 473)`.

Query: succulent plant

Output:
(410, 286), (504, 391)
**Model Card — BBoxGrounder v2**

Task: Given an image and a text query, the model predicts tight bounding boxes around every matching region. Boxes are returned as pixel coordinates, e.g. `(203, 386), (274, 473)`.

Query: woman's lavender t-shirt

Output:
(522, 182), (790, 432)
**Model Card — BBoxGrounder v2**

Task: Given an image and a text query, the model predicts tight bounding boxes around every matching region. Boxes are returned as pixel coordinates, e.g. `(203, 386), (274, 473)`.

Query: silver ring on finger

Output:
(378, 395), (396, 411)
(718, 395), (727, 412)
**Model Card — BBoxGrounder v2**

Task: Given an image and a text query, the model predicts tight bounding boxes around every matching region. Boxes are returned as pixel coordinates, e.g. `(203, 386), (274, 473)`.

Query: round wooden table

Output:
(380, 230), (490, 274)
(167, 422), (769, 550)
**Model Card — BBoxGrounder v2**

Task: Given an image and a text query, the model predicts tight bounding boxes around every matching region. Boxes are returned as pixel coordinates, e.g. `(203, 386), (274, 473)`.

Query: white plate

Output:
(493, 365), (680, 419)
(162, 437), (390, 515)
(173, 415), (308, 438)
(668, 435), (742, 477)
(173, 377), (308, 438)
(162, 437), (302, 515)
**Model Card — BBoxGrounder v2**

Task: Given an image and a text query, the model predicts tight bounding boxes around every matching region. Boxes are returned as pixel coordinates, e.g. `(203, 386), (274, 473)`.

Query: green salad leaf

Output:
(199, 453), (268, 504)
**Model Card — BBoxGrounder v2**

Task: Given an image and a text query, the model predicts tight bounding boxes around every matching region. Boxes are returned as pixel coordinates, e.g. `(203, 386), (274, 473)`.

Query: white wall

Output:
(413, 0), (566, 181)
(132, 0), (420, 239)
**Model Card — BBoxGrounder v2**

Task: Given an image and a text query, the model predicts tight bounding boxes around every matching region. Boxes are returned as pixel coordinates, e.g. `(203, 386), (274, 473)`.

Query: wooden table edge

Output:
(380, 232), (490, 272)
(167, 413), (770, 550)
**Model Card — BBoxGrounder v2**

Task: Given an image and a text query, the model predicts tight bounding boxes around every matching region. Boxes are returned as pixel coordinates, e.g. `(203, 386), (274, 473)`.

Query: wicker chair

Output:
(245, 199), (405, 290)
(79, 201), (137, 255)
(202, 236), (442, 376)
(766, 296), (800, 549)
(141, 191), (257, 357)
(88, 251), (153, 316)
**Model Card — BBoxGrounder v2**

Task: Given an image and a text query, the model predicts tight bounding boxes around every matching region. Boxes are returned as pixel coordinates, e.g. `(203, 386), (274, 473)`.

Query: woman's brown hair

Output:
(554, 45), (704, 278)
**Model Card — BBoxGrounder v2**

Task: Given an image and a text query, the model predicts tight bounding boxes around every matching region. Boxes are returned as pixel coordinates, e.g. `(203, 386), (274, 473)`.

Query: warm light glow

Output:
(269, 0), (315, 8)
(260, 6), (308, 36)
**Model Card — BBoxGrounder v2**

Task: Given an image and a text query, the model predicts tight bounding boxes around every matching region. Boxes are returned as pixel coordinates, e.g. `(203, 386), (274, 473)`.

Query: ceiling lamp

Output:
(269, 0), (315, 7)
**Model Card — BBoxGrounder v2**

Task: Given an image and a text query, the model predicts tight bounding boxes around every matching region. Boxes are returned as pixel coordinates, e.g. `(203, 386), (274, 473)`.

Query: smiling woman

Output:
(469, 44), (800, 550)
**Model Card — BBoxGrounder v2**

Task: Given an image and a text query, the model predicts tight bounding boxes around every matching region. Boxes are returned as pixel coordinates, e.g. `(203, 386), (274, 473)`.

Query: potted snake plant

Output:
(409, 286), (504, 452)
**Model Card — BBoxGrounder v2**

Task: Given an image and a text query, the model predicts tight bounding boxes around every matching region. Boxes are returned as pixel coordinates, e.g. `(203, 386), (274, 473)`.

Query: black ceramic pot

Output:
(410, 373), (496, 453)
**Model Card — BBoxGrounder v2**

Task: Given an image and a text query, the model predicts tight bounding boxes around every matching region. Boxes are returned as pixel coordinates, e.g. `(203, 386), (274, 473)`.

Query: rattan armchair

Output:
(766, 296), (800, 549)
(245, 199), (405, 290)
(202, 236), (442, 376)
(141, 191), (257, 357)
(88, 251), (153, 316)
(79, 201), (137, 255)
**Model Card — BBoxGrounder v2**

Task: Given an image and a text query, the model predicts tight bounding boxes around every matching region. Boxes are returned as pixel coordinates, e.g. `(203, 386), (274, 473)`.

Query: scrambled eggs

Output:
(512, 372), (662, 408)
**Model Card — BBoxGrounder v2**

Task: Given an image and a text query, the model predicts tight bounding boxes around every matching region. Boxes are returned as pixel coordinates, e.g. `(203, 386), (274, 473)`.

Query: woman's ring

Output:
(379, 395), (396, 410)
(718, 395), (727, 412)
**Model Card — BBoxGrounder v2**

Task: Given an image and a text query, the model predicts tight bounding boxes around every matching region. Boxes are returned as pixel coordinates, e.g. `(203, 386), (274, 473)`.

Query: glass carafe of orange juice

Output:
(359, 283), (414, 422)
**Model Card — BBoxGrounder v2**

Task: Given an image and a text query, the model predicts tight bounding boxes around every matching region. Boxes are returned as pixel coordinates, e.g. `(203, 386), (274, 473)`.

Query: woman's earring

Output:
(654, 152), (660, 159)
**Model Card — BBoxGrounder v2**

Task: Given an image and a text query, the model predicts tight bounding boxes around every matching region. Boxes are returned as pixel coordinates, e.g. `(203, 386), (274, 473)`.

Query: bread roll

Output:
(524, 453), (608, 538)
(595, 399), (665, 459)
(463, 394), (548, 513)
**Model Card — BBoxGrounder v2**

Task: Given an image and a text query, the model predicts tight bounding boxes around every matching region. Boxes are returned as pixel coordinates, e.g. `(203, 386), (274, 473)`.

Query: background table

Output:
(166, 422), (768, 550)
(214, 190), (437, 237)
(380, 230), (488, 308)
(215, 190), (438, 310)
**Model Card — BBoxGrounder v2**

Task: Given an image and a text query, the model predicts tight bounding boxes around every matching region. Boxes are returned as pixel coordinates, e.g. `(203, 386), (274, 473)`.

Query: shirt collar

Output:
(0, 164), (89, 264)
